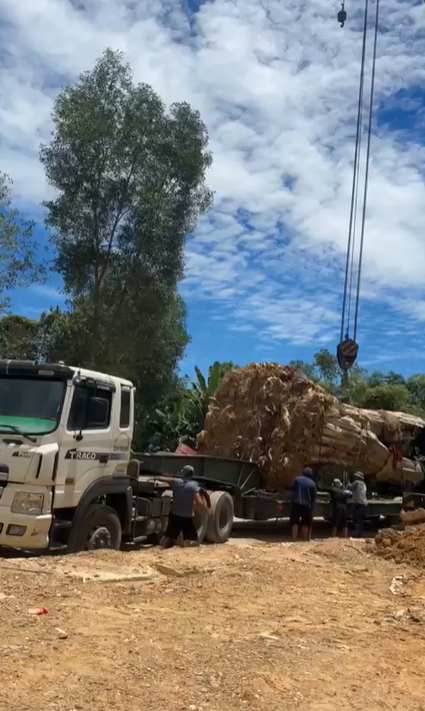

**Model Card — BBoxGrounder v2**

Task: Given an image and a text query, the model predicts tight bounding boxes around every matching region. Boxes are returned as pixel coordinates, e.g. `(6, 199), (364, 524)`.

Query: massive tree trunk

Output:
(197, 364), (425, 488)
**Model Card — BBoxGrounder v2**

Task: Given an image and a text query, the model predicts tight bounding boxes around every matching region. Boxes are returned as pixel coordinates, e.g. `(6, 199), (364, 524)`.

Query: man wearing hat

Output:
(347, 471), (368, 537)
(290, 466), (317, 542)
(329, 478), (350, 538)
(155, 465), (210, 548)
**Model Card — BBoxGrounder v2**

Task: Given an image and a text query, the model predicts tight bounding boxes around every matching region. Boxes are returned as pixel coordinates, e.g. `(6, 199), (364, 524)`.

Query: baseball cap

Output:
(181, 465), (195, 477)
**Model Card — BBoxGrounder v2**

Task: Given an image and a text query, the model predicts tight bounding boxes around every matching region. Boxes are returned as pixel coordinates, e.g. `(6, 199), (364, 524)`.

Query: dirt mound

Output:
(375, 524), (425, 567)
(197, 363), (425, 488)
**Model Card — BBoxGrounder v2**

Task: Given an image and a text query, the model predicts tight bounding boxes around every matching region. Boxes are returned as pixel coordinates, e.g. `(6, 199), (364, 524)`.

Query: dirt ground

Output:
(2, 537), (425, 711)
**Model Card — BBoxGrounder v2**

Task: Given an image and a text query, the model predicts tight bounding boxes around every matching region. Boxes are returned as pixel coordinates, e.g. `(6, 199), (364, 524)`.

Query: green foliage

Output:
(138, 361), (239, 452)
(0, 315), (39, 360)
(187, 361), (231, 436)
(359, 384), (411, 411)
(314, 348), (340, 387)
(288, 359), (318, 381)
(367, 370), (385, 388)
(137, 389), (198, 452)
(210, 361), (238, 381)
(406, 375), (425, 413)
(0, 173), (45, 313)
(289, 348), (425, 416)
(290, 351), (340, 391)
(385, 371), (406, 387)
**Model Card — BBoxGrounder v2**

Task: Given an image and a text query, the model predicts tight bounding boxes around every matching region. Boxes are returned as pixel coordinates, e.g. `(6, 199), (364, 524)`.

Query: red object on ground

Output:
(28, 607), (48, 616)
(174, 444), (197, 456)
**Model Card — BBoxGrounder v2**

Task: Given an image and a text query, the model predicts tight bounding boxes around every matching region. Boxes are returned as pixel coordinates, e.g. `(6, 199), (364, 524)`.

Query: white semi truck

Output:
(0, 360), (137, 551)
(0, 359), (408, 554)
(0, 359), (240, 552)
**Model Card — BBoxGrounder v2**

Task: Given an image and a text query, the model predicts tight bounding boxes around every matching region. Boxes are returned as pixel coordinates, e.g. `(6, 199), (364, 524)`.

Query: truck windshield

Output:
(0, 377), (66, 436)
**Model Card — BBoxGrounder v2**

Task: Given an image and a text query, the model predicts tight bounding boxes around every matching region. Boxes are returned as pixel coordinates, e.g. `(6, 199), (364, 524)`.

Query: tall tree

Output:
(367, 370), (385, 388)
(313, 349), (339, 387)
(406, 375), (425, 413)
(289, 359), (318, 381)
(0, 173), (44, 314)
(40, 48), (212, 401)
(386, 371), (406, 387)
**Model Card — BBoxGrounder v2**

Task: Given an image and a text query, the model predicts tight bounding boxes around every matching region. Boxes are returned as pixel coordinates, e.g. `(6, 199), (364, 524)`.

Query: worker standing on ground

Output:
(329, 478), (350, 538)
(155, 465), (210, 548)
(290, 466), (317, 542)
(347, 471), (368, 537)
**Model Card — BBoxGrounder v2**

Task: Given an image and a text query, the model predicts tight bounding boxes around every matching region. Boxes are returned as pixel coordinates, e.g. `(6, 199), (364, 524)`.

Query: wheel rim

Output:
(86, 525), (112, 550)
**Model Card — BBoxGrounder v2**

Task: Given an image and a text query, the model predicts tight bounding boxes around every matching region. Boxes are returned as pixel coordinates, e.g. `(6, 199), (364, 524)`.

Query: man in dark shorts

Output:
(290, 466), (317, 542)
(329, 478), (350, 538)
(155, 465), (210, 548)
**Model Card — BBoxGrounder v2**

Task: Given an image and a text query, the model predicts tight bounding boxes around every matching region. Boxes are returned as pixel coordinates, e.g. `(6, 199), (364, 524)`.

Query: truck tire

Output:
(205, 491), (234, 544)
(68, 504), (123, 553)
(193, 506), (208, 543)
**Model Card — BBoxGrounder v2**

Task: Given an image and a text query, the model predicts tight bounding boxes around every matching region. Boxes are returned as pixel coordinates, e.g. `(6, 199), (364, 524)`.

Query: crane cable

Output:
(353, 0), (380, 341)
(342, 0), (369, 344)
(337, 0), (381, 377)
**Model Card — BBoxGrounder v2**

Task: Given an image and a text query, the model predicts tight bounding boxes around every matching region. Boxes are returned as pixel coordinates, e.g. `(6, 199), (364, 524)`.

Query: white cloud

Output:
(29, 285), (65, 300)
(1, 0), (425, 362)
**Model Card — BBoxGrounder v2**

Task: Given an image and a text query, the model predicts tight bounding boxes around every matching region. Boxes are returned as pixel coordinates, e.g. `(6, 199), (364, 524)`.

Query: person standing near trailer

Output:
(329, 478), (350, 538)
(155, 465), (210, 548)
(347, 471), (368, 537)
(290, 466), (317, 542)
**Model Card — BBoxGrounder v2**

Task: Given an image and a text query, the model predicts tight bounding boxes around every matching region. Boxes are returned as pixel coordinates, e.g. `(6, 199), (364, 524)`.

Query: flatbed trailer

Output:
(128, 453), (403, 544)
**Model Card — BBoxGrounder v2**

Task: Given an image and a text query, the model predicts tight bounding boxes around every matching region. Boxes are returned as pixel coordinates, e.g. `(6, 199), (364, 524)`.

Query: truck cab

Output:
(0, 360), (134, 551)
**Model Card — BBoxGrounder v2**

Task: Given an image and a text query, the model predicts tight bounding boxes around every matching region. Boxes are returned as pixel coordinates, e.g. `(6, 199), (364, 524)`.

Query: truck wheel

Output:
(68, 505), (123, 553)
(193, 506), (208, 542)
(206, 491), (234, 544)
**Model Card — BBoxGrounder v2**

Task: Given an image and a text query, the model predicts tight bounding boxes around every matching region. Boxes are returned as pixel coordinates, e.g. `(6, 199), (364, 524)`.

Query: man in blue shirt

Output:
(155, 465), (210, 548)
(290, 466), (317, 542)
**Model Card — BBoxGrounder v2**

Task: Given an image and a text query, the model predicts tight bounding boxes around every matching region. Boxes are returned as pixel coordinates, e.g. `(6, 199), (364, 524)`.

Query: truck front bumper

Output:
(0, 483), (53, 550)
(0, 508), (52, 549)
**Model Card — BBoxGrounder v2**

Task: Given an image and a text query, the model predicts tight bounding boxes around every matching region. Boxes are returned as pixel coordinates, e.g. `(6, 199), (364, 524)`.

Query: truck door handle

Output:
(99, 455), (109, 464)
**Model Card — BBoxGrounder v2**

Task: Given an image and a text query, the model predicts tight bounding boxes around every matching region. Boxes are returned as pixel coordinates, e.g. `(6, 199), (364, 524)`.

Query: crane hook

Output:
(337, 1), (347, 27)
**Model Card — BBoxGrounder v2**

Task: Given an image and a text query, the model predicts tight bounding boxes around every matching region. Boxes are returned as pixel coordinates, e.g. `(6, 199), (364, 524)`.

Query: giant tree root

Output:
(197, 364), (425, 488)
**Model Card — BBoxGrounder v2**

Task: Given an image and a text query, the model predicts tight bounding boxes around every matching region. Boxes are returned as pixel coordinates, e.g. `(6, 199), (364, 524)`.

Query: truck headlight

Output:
(11, 493), (44, 515)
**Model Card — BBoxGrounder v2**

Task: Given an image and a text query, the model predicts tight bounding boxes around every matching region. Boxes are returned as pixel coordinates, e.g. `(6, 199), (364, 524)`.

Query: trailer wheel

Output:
(68, 504), (123, 553)
(206, 491), (234, 544)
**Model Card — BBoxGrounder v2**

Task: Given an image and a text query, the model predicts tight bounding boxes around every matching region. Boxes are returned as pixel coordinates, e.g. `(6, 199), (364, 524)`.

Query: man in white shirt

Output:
(347, 471), (368, 537)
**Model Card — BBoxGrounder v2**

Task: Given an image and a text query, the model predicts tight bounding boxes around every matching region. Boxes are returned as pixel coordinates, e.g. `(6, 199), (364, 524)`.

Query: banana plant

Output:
(188, 361), (234, 430)
(194, 361), (221, 397)
(144, 362), (238, 452)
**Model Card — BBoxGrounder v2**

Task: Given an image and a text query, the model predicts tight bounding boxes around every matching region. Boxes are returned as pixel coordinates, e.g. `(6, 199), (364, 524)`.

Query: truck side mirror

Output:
(87, 397), (110, 428)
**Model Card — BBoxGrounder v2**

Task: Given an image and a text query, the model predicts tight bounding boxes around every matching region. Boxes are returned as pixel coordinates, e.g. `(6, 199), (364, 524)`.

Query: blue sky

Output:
(2, 0), (425, 381)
